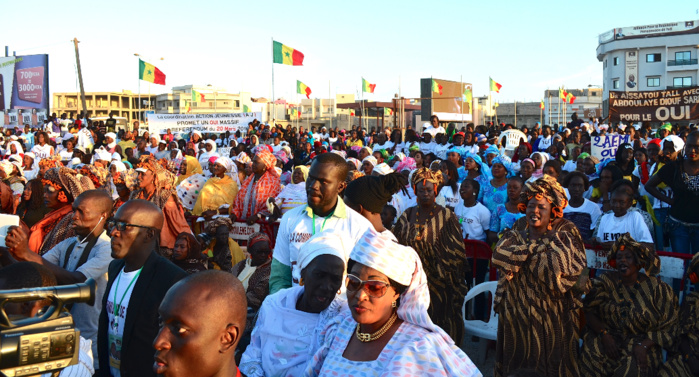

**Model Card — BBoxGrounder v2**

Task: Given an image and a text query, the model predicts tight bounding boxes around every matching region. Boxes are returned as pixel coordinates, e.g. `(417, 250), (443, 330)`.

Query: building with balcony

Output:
(52, 90), (155, 122)
(597, 20), (699, 113)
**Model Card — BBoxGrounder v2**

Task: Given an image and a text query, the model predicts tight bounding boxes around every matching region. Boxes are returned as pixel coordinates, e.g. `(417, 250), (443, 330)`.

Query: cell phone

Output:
(0, 74), (5, 111)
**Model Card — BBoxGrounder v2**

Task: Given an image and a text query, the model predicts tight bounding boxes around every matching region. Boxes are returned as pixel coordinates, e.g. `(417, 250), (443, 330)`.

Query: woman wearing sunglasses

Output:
(306, 228), (481, 376)
(240, 230), (350, 377)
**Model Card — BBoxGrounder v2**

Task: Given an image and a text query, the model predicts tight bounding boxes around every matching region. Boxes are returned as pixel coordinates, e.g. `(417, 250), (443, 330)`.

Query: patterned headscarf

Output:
(491, 154), (514, 177)
(131, 155), (179, 209)
(256, 148), (279, 177)
(235, 152), (251, 165)
(346, 157), (361, 171)
(393, 157), (416, 173)
(248, 232), (271, 249)
(350, 228), (453, 343)
(410, 167), (443, 193)
(80, 165), (108, 187)
(42, 167), (94, 203)
(518, 175), (568, 223)
(607, 232), (660, 276)
(38, 157), (62, 170)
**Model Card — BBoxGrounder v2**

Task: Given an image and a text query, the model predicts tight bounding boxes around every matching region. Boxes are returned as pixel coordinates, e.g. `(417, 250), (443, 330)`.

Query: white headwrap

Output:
(372, 162), (394, 176)
(350, 228), (451, 343)
(662, 135), (685, 152)
(205, 139), (217, 153)
(94, 148), (112, 162)
(111, 152), (121, 161)
(111, 161), (127, 173)
(362, 156), (377, 168)
(297, 230), (352, 271)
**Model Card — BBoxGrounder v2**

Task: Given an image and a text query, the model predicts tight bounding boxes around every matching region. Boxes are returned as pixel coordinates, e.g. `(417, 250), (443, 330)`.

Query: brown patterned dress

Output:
(658, 292), (699, 377)
(581, 273), (678, 377)
(492, 218), (586, 377)
(392, 205), (469, 345)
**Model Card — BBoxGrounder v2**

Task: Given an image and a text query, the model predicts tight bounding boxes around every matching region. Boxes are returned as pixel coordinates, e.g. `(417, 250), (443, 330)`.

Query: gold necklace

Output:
(355, 312), (398, 342)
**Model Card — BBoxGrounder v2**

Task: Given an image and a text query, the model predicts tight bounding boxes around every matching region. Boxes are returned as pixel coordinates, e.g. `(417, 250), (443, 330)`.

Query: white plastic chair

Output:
(462, 281), (498, 363)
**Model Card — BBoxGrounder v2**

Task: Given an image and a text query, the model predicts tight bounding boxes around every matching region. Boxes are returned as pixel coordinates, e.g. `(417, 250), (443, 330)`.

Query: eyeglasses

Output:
(345, 274), (391, 298)
(107, 220), (155, 233)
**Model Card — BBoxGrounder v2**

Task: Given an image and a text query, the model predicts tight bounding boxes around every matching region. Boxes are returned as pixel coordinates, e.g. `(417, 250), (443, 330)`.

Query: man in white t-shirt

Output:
(269, 153), (372, 294)
(2, 190), (114, 371)
(98, 200), (186, 377)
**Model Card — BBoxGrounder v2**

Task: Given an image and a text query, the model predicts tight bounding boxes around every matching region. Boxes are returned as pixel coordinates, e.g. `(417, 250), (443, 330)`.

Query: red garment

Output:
(232, 149), (281, 219)
(511, 141), (532, 163)
(640, 161), (650, 184)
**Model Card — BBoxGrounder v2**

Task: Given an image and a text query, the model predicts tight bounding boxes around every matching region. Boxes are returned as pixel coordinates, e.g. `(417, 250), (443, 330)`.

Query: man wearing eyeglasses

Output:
(97, 199), (187, 377)
(0, 189), (114, 373)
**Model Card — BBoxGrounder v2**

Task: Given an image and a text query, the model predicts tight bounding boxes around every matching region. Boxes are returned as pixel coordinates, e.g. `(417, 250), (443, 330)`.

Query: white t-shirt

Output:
(107, 268), (142, 377)
(563, 199), (602, 229)
(419, 141), (436, 155)
(373, 141), (394, 152)
(273, 199), (373, 287)
(435, 143), (450, 160)
(31, 144), (54, 160)
(438, 184), (461, 209)
(453, 201), (491, 241)
(595, 211), (653, 244)
(538, 136), (552, 151)
(562, 160), (577, 172)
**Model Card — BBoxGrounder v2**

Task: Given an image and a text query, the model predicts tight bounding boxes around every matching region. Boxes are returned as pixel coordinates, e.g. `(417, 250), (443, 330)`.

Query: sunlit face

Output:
(520, 161), (534, 179)
(525, 196), (552, 230)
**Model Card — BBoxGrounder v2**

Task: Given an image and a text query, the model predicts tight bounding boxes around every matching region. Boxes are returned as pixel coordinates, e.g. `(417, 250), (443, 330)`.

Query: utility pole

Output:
(73, 38), (88, 118)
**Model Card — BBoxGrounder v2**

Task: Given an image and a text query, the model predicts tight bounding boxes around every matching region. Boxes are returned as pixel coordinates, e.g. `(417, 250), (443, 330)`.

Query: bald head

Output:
(153, 271), (247, 376)
(75, 189), (113, 216)
(116, 199), (164, 229)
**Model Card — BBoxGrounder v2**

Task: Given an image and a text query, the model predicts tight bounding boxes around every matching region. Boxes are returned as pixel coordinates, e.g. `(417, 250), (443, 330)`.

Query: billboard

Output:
(599, 20), (699, 44)
(608, 87), (699, 123)
(420, 78), (473, 122)
(0, 54), (50, 128)
(147, 112), (261, 134)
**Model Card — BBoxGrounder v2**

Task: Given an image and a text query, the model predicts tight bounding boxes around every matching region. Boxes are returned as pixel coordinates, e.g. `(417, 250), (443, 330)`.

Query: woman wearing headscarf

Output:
(464, 152), (490, 187)
(391, 167), (469, 345)
(271, 165), (308, 219)
(197, 139), (219, 167)
(581, 233), (677, 377)
(492, 175), (587, 377)
(176, 155), (203, 186)
(361, 155), (377, 176)
(478, 154), (512, 216)
(131, 155), (191, 257)
(231, 148), (282, 225)
(192, 156), (239, 222)
(30, 167), (94, 254)
(16, 179), (50, 228)
(658, 252), (699, 377)
(305, 229), (481, 376)
(233, 232), (273, 312)
(0, 160), (26, 206)
(240, 230), (349, 377)
(170, 232), (207, 275)
(531, 151), (549, 179)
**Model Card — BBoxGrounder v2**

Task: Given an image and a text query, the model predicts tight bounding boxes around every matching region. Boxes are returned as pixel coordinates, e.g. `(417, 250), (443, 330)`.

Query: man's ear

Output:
(337, 180), (347, 195)
(220, 324), (240, 353)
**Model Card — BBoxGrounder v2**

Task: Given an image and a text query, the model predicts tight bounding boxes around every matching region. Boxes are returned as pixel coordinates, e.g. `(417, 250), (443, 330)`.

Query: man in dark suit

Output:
(98, 200), (186, 377)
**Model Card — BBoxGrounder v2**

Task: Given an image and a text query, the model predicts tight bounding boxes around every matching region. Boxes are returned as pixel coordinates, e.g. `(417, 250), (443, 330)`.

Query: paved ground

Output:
(461, 336), (495, 377)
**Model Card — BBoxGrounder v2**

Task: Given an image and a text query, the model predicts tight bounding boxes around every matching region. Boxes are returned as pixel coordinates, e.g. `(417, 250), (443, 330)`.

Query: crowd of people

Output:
(0, 110), (697, 377)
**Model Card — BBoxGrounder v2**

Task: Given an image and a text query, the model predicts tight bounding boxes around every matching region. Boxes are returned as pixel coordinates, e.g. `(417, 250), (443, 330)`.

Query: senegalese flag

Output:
(139, 59), (166, 85)
(432, 79), (443, 95)
(290, 108), (300, 119)
(540, 99), (545, 109)
(243, 104), (250, 112)
(566, 92), (576, 104)
(362, 78), (376, 93)
(297, 80), (311, 98)
(384, 108), (393, 116)
(192, 89), (205, 102)
(463, 86), (473, 102)
(273, 41), (304, 66)
(489, 77), (502, 93)
(559, 87), (568, 103)
(349, 109), (355, 116)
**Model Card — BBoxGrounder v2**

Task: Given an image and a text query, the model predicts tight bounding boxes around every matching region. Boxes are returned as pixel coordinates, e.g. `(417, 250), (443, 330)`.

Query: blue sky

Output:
(4, 0), (696, 104)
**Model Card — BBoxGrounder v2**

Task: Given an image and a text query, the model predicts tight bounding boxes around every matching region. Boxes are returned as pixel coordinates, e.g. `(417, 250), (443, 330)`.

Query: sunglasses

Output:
(107, 220), (155, 233)
(345, 274), (391, 298)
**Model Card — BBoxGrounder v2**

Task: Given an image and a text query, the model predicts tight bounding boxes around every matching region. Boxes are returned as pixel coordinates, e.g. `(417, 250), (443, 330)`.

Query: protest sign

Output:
(592, 134), (630, 161)
(147, 112), (260, 135)
(609, 87), (699, 123)
(229, 222), (260, 242)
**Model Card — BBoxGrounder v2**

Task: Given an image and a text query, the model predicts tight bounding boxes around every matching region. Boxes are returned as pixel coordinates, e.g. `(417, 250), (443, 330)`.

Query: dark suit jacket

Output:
(97, 251), (186, 377)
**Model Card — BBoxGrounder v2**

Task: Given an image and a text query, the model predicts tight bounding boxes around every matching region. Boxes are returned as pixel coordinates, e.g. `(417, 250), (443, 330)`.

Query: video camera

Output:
(0, 279), (95, 377)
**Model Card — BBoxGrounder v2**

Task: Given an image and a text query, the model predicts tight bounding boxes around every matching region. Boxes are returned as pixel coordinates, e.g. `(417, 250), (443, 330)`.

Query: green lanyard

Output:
(312, 212), (333, 235)
(113, 268), (143, 320)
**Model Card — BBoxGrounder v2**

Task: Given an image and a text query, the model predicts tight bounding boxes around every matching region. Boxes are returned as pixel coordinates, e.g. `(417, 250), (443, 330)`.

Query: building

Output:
(543, 88), (603, 125)
(597, 20), (699, 114)
(52, 90), (156, 122)
(155, 85), (252, 115)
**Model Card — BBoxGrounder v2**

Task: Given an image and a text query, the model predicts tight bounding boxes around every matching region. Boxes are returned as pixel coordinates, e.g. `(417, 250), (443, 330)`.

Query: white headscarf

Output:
(297, 230), (352, 271)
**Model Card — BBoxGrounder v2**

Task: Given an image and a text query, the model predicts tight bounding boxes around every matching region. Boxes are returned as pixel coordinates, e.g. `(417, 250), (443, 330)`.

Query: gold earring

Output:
(392, 300), (397, 308)
(299, 278), (304, 286)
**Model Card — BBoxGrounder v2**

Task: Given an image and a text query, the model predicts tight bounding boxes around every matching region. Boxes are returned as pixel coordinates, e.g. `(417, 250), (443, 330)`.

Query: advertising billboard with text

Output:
(0, 54), (49, 128)
(420, 78), (473, 122)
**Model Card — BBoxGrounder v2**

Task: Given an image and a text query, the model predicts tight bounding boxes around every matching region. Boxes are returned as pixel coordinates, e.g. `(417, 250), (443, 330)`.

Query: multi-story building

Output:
(51, 90), (155, 121)
(154, 85), (252, 115)
(597, 20), (699, 114)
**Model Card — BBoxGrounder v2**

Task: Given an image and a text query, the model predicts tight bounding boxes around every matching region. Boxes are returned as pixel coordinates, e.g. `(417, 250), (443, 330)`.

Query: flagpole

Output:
(271, 37), (275, 126)
(557, 87), (561, 127)
(514, 100), (517, 128)
(460, 75), (463, 128)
